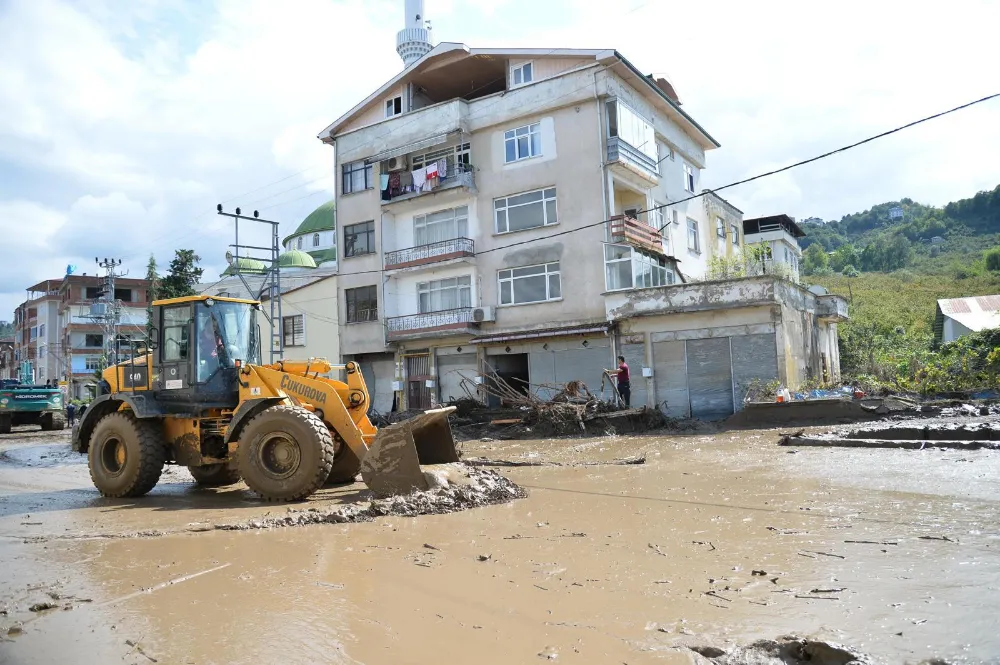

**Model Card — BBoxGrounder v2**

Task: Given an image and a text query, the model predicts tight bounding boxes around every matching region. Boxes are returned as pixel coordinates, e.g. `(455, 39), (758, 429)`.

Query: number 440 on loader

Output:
(72, 295), (459, 501)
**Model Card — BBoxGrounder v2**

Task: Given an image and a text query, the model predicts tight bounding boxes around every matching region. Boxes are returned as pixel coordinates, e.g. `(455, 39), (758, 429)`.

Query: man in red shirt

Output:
(607, 355), (631, 407)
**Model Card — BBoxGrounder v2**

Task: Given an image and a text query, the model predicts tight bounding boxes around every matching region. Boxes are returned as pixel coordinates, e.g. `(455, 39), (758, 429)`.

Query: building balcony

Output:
(609, 214), (666, 257)
(817, 294), (850, 322)
(384, 237), (475, 271)
(386, 307), (478, 342)
(382, 163), (476, 206)
(607, 137), (659, 184)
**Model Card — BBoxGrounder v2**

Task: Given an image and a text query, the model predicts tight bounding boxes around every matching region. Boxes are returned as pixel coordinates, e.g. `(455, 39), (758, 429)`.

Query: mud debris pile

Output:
(689, 636), (872, 665)
(219, 465), (526, 530)
(780, 420), (1000, 450)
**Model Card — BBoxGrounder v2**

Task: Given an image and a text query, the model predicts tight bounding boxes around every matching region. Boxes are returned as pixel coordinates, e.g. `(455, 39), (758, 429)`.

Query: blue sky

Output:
(2, 0), (999, 320)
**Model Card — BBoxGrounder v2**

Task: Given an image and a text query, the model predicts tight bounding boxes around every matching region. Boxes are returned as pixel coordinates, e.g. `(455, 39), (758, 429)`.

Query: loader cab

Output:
(152, 295), (261, 406)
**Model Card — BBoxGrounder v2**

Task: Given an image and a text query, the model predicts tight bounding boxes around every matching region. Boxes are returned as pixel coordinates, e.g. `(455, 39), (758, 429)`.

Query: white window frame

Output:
(417, 276), (473, 313)
(731, 223), (740, 246)
(297, 237), (303, 249)
(498, 262), (561, 306)
(684, 163), (695, 193)
(85, 356), (102, 371)
(494, 187), (557, 234)
(716, 218), (726, 239)
(687, 218), (701, 253)
(39, 323), (45, 337)
(411, 142), (470, 171)
(511, 61), (533, 87)
(385, 95), (403, 118)
(282, 314), (305, 347)
(414, 206), (469, 246)
(313, 233), (320, 247)
(504, 123), (541, 163)
(604, 244), (673, 292)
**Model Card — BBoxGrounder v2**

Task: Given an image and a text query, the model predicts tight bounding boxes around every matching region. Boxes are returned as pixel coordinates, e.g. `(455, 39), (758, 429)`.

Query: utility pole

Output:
(216, 206), (282, 363)
(93, 258), (126, 370)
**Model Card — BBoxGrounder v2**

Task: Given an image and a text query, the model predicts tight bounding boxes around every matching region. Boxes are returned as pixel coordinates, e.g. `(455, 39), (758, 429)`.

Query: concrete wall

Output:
(508, 57), (592, 86)
(280, 276), (340, 365)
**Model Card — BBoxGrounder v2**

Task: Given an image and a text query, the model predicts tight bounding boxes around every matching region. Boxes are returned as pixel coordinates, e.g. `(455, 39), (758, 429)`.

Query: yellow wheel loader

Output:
(71, 295), (459, 501)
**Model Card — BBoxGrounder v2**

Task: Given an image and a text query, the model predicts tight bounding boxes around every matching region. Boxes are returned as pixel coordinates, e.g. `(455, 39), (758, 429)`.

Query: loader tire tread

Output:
(88, 412), (166, 498)
(238, 405), (334, 502)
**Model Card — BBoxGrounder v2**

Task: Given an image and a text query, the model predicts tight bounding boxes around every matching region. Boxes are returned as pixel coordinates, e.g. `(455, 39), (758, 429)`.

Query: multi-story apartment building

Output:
(13, 274), (151, 398)
(316, 2), (848, 417)
(0, 338), (15, 381)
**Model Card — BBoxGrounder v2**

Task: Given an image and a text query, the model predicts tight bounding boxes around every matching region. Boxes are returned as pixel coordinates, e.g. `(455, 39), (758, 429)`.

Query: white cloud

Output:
(0, 0), (998, 321)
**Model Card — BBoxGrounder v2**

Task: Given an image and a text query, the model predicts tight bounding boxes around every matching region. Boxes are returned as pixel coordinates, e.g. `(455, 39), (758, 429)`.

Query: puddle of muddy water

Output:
(1, 420), (999, 663)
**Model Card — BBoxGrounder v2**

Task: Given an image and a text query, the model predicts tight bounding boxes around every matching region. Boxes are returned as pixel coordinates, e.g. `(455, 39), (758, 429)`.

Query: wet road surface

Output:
(1, 419), (998, 664)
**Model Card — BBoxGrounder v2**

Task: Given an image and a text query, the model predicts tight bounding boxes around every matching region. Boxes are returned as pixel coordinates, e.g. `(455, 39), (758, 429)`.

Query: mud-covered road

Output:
(1, 418), (998, 664)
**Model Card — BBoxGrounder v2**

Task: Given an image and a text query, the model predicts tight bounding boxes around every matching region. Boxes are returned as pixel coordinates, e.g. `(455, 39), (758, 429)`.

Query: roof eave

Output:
(317, 42), (471, 141)
(612, 51), (721, 150)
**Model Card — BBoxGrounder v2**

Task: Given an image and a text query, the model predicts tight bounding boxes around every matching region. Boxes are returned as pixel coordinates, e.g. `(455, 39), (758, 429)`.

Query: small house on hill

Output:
(934, 295), (1000, 344)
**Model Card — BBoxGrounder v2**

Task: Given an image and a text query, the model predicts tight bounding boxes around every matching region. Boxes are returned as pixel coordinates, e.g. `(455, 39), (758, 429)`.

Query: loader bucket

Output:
(360, 407), (461, 497)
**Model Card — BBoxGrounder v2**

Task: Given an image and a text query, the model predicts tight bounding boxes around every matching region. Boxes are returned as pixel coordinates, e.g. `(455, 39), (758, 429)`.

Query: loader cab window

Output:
(196, 300), (259, 382)
(161, 306), (190, 362)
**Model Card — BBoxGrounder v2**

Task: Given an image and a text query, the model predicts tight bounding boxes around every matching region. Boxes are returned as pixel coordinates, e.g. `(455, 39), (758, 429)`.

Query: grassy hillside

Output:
(806, 271), (1000, 393)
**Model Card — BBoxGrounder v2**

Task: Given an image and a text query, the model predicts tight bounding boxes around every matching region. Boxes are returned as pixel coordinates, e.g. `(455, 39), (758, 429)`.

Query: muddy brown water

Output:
(1, 420), (998, 664)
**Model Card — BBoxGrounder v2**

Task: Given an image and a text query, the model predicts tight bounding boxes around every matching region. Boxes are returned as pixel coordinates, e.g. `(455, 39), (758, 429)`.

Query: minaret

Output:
(396, 0), (432, 67)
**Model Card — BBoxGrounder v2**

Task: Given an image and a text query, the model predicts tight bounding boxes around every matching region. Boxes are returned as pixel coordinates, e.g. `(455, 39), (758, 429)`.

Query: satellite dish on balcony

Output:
(225, 251), (234, 265)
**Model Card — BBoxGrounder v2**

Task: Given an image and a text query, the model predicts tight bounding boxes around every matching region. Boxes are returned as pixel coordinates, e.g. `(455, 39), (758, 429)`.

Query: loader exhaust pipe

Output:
(361, 407), (460, 497)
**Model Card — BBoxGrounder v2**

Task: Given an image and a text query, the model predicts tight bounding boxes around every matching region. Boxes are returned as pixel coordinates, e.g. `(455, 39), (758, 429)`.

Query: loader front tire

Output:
(88, 412), (166, 498)
(0, 415), (10, 434)
(238, 405), (334, 501)
(188, 463), (241, 487)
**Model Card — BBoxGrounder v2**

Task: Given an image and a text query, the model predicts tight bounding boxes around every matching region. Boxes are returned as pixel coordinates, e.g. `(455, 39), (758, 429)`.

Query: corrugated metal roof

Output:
(936, 295), (1000, 335)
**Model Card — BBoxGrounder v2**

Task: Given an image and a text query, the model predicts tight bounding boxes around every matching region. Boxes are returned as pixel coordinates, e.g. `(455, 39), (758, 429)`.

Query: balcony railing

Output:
(386, 307), (476, 340)
(383, 162), (476, 204)
(607, 137), (659, 180)
(384, 237), (475, 271)
(609, 214), (666, 257)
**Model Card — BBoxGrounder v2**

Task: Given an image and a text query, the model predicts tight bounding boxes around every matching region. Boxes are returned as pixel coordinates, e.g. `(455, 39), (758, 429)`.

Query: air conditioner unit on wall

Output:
(472, 306), (495, 323)
(387, 156), (408, 172)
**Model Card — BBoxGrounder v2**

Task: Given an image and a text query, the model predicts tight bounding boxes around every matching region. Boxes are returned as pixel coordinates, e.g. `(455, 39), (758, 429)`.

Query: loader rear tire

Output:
(238, 405), (334, 501)
(188, 464), (241, 487)
(88, 412), (166, 498)
(0, 415), (10, 434)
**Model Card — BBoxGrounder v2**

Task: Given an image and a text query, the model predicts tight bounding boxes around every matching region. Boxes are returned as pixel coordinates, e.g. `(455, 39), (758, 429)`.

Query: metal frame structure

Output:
(216, 206), (283, 363)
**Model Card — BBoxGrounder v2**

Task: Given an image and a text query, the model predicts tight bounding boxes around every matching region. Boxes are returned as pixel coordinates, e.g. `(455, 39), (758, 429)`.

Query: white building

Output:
(934, 296), (1000, 344)
(313, 2), (846, 417)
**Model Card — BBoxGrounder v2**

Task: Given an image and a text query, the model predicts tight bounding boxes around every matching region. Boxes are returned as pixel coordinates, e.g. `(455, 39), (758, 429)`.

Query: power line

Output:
(280, 90), (1000, 321)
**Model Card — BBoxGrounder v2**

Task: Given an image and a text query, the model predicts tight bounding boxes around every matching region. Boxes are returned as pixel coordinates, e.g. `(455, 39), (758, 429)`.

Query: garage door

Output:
(620, 342), (647, 408)
(437, 353), (477, 404)
(553, 342), (611, 398)
(731, 333), (778, 409)
(653, 340), (688, 418)
(686, 337), (733, 420)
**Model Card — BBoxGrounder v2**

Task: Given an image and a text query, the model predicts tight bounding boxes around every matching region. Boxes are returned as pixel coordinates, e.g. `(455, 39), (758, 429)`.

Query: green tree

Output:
(802, 243), (829, 275)
(159, 249), (203, 300)
(830, 244), (860, 272)
(145, 254), (161, 339)
(0, 321), (13, 339)
(986, 247), (1000, 272)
